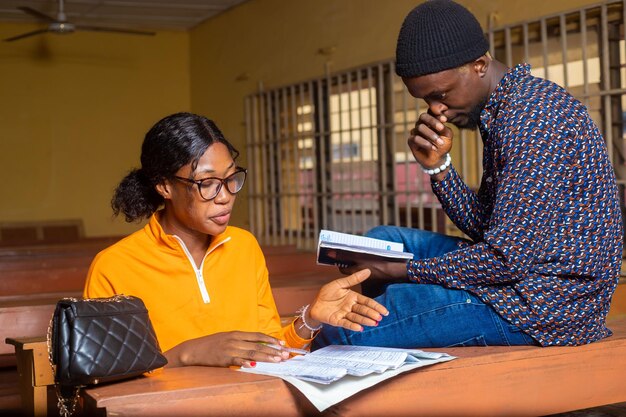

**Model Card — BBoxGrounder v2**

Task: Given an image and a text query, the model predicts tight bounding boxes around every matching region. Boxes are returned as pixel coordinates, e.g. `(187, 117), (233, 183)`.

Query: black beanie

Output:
(395, 0), (489, 78)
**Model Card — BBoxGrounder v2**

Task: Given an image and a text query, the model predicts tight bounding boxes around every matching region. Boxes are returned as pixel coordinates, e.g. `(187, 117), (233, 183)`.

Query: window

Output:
(245, 65), (450, 249)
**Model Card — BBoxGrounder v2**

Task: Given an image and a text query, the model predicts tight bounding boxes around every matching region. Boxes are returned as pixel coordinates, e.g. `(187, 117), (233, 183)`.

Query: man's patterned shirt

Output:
(407, 64), (623, 346)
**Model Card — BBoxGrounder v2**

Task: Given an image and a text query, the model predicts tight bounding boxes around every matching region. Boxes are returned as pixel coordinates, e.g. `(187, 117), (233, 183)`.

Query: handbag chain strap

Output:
(53, 386), (80, 417)
(46, 294), (131, 417)
(47, 309), (81, 417)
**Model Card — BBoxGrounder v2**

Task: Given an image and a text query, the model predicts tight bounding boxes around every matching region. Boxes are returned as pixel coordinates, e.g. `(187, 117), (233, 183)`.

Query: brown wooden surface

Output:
(0, 367), (22, 414)
(80, 318), (626, 417)
(265, 249), (342, 316)
(6, 337), (53, 417)
(0, 242), (333, 373)
(0, 268), (89, 298)
(0, 242), (332, 349)
(609, 281), (626, 319)
(3, 238), (623, 416)
(330, 317), (626, 417)
(0, 236), (120, 257)
(0, 241), (326, 299)
(0, 304), (58, 356)
(0, 238), (118, 302)
(84, 367), (311, 417)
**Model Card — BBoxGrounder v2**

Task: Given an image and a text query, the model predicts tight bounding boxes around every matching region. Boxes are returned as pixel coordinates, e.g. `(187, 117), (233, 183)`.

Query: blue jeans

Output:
(312, 226), (538, 349)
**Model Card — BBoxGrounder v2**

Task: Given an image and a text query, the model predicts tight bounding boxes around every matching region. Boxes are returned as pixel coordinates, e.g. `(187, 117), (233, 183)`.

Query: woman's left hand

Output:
(309, 269), (389, 331)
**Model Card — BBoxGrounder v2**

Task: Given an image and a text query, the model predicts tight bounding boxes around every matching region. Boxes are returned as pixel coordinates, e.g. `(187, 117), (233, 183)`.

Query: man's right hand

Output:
(408, 112), (453, 169)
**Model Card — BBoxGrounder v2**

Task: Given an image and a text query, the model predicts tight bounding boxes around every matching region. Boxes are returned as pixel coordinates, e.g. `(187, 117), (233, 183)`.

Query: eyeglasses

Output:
(173, 168), (247, 201)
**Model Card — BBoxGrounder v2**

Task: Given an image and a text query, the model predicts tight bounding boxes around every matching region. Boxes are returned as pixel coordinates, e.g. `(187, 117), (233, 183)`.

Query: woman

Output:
(84, 112), (387, 368)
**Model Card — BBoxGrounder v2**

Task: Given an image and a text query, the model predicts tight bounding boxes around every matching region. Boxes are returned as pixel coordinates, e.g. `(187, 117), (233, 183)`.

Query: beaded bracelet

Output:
(422, 153), (451, 176)
(296, 304), (323, 338)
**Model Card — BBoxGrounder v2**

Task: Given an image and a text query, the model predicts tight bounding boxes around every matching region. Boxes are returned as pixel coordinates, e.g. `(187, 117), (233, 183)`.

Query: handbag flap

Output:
(60, 295), (148, 317)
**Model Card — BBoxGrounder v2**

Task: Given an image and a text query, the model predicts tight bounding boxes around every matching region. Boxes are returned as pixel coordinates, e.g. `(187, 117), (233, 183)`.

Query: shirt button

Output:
(486, 177), (492, 183)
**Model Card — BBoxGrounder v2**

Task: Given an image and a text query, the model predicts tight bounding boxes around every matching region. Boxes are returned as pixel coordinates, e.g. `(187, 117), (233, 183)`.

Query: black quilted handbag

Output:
(48, 295), (168, 416)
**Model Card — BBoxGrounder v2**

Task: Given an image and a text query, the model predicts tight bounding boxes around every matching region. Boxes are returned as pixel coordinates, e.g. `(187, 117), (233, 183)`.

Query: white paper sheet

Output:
(282, 358), (454, 411)
(239, 345), (456, 411)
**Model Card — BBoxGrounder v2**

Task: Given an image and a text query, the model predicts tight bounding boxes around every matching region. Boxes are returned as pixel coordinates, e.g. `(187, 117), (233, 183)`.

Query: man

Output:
(313, 0), (622, 348)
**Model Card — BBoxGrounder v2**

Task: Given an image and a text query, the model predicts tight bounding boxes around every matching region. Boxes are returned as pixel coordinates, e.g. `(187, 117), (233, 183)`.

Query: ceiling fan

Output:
(4, 0), (156, 42)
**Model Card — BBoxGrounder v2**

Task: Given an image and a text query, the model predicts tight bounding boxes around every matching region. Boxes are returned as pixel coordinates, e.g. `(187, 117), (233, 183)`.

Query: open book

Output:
(317, 229), (413, 266)
(240, 345), (455, 411)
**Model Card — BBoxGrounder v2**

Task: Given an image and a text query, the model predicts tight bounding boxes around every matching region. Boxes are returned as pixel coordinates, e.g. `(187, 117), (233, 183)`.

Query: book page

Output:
(320, 242), (412, 258)
(319, 230), (405, 251)
(317, 230), (413, 266)
(307, 345), (408, 368)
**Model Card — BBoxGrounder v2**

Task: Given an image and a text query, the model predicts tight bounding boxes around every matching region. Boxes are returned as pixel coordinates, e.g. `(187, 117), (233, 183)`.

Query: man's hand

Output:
(409, 112), (453, 169)
(327, 249), (409, 280)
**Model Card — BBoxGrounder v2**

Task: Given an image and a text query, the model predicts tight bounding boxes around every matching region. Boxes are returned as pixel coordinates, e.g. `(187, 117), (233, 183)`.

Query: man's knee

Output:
(365, 225), (397, 240)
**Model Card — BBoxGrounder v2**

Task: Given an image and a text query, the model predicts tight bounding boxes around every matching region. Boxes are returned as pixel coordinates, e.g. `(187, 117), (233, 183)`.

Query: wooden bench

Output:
(0, 242), (339, 365)
(0, 219), (85, 247)
(4, 337), (52, 417)
(0, 241), (331, 309)
(265, 249), (342, 317)
(0, 244), (340, 416)
(3, 239), (624, 416)
(0, 238), (121, 297)
(0, 239), (121, 368)
(0, 239), (337, 414)
(7, 317), (625, 417)
(0, 296), (79, 361)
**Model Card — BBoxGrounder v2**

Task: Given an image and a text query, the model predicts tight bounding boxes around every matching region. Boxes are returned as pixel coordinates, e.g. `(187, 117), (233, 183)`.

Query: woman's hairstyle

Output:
(112, 112), (240, 222)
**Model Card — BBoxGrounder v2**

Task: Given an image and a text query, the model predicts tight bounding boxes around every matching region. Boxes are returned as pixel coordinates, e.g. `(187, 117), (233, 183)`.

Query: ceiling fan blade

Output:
(3, 28), (50, 42)
(75, 25), (155, 36)
(18, 6), (57, 23)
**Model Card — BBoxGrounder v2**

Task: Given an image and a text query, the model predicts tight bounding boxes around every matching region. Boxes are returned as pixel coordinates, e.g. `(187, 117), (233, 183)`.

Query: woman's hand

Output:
(164, 331), (290, 368)
(308, 269), (390, 332)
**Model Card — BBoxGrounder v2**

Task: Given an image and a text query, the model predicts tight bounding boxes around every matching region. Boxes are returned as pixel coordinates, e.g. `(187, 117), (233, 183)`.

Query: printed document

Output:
(239, 345), (455, 411)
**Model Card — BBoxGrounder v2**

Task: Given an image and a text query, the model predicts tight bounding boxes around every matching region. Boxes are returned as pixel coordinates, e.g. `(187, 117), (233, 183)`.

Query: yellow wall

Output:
(0, 0), (602, 236)
(189, 0), (600, 229)
(0, 23), (190, 236)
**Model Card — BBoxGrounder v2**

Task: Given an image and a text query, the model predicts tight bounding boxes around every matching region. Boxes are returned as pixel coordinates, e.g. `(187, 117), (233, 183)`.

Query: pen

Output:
(264, 343), (309, 355)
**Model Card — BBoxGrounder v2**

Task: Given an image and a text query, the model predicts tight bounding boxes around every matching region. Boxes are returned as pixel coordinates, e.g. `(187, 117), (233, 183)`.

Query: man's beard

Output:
(454, 99), (486, 130)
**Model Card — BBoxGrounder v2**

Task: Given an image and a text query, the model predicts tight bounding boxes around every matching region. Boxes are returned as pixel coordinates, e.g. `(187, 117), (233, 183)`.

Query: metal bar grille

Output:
(245, 62), (453, 247)
(246, 0), (626, 248)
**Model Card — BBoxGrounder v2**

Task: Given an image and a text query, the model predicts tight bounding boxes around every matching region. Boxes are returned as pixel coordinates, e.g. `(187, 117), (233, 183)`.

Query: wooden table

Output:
(83, 366), (313, 416)
(82, 318), (626, 417)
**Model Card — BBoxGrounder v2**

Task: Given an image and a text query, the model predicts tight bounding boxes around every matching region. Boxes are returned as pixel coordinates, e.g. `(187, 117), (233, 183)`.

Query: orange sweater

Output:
(84, 213), (310, 352)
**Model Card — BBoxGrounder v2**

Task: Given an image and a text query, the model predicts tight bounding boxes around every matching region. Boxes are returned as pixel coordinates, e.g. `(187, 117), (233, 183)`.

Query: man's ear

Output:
(155, 181), (172, 200)
(473, 54), (490, 78)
